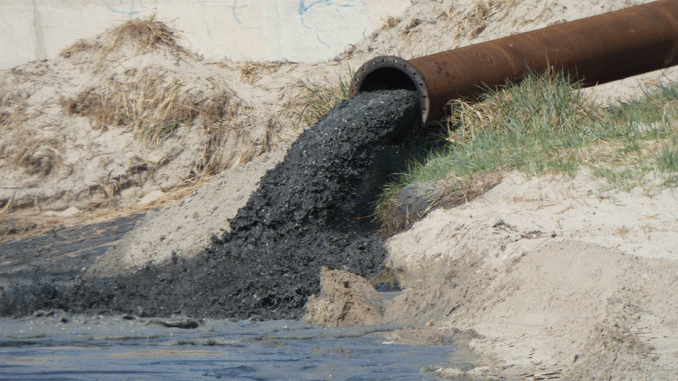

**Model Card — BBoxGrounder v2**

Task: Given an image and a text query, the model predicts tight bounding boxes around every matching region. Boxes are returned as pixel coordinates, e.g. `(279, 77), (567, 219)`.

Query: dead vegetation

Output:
(402, 18), (424, 35)
(0, 81), (29, 132)
(437, 0), (524, 46)
(1, 84), (40, 176)
(60, 16), (193, 62)
(6, 136), (62, 176)
(58, 17), (268, 173)
(0, 105), (27, 131)
(58, 18), (226, 148)
(59, 39), (101, 59)
(60, 70), (269, 181)
(463, 1), (499, 38)
(61, 66), (239, 147)
(382, 16), (401, 30)
(238, 61), (286, 84)
(380, 171), (503, 236)
(190, 103), (277, 176)
(0, 15), (285, 238)
(103, 16), (182, 53)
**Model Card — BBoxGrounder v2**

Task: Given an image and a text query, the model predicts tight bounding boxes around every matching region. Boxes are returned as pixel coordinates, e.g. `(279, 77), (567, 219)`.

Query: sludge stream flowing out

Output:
(1, 90), (420, 320)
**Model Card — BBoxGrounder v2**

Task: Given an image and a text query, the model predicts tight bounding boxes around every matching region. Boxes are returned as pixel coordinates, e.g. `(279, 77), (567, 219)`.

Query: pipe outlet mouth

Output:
(349, 56), (430, 124)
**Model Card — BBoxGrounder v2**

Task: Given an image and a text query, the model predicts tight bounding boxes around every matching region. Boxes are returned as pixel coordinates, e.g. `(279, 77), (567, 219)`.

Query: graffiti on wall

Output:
(104, 0), (366, 48)
(298, 0), (366, 48)
(0, 0), (404, 70)
(106, 0), (141, 19)
(230, 0), (247, 25)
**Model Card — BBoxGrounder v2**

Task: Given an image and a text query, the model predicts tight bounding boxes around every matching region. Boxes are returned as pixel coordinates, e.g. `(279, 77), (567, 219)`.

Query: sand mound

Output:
(305, 267), (385, 328)
(374, 171), (678, 379)
(0, 18), (272, 215)
(0, 17), (348, 241)
(85, 145), (291, 277)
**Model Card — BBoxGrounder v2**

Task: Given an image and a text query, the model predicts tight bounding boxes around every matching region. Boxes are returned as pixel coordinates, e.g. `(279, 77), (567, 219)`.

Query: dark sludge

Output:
(0, 89), (420, 320)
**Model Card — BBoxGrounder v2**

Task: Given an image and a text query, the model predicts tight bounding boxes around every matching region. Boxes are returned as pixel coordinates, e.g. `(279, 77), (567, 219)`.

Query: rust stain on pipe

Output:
(350, 0), (678, 124)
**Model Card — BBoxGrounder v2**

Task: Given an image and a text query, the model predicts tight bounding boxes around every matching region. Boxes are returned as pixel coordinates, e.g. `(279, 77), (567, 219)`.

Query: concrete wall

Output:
(0, 0), (409, 70)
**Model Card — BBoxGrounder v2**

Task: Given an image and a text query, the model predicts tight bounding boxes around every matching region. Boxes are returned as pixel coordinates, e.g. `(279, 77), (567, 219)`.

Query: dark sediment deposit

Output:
(0, 213), (145, 290)
(0, 90), (419, 320)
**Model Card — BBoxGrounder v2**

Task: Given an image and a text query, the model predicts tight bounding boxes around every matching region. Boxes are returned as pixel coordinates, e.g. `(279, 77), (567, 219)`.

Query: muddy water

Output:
(0, 312), (474, 380)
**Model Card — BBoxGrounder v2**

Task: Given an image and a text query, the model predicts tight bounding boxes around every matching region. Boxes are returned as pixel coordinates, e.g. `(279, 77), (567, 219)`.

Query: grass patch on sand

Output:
(375, 69), (678, 231)
(61, 66), (234, 147)
(237, 61), (286, 84)
(289, 71), (352, 128)
(59, 18), (237, 150)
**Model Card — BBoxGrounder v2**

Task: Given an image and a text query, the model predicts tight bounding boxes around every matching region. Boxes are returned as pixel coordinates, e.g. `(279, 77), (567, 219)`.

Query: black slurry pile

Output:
(1, 90), (419, 320)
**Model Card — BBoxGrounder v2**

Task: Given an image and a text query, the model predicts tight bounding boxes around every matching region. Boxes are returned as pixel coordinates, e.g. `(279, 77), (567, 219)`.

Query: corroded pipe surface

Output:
(350, 0), (678, 124)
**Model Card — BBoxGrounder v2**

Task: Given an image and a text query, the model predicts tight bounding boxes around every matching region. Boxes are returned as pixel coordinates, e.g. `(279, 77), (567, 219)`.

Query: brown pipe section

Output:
(350, 0), (678, 124)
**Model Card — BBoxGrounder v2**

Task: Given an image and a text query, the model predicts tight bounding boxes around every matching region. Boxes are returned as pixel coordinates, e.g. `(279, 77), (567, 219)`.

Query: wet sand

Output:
(0, 213), (145, 290)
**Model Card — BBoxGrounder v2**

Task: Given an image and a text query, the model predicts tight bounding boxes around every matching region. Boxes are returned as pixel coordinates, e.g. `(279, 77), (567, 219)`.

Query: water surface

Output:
(0, 312), (474, 380)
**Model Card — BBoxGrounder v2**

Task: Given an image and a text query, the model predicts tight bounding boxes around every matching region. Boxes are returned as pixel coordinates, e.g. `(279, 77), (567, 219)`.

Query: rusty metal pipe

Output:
(350, 0), (678, 124)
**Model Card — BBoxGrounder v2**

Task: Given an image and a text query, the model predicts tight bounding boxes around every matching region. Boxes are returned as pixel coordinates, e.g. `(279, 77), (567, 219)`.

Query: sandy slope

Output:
(5, 0), (678, 379)
(380, 171), (678, 379)
(0, 19), (346, 241)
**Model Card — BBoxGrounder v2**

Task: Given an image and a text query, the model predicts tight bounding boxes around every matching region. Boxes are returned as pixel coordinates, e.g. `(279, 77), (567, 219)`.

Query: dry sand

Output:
(4, 0), (678, 379)
(0, 18), (345, 241)
(379, 171), (678, 379)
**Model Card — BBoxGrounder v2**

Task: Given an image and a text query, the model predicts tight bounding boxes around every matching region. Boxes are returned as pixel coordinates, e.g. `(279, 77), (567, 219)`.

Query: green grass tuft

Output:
(374, 69), (678, 226)
(290, 69), (352, 128)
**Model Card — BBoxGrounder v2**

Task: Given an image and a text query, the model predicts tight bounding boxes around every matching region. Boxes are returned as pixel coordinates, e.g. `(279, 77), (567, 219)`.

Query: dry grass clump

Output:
(446, 0), (524, 45)
(186, 91), (269, 176)
(382, 16), (401, 30)
(0, 104), (27, 131)
(0, 83), (29, 131)
(379, 172), (502, 236)
(104, 16), (184, 55)
(1, 86), (32, 170)
(200, 123), (273, 175)
(402, 18), (423, 35)
(238, 61), (285, 84)
(287, 74), (351, 128)
(59, 16), (192, 61)
(59, 39), (101, 59)
(5, 136), (62, 176)
(61, 67), (237, 147)
(465, 1), (499, 38)
(59, 65), (268, 179)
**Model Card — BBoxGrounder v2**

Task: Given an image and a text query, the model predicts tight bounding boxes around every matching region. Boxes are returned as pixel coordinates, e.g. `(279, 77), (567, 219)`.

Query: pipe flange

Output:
(349, 56), (430, 124)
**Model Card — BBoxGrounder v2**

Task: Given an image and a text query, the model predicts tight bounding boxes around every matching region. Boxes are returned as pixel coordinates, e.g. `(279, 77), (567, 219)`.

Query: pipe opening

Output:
(350, 56), (430, 124)
(357, 67), (417, 93)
